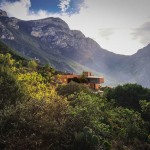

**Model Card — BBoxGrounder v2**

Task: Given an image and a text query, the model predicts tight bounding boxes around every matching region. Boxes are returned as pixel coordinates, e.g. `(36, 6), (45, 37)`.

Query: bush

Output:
(0, 96), (71, 149)
(57, 81), (91, 97)
(0, 68), (26, 109)
(74, 127), (99, 150)
(104, 84), (150, 110)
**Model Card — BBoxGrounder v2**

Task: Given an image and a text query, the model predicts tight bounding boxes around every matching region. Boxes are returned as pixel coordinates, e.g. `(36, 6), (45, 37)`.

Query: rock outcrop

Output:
(0, 10), (7, 17)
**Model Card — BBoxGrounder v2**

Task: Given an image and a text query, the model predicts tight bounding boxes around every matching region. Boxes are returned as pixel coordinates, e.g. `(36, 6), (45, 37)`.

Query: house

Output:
(59, 71), (104, 90)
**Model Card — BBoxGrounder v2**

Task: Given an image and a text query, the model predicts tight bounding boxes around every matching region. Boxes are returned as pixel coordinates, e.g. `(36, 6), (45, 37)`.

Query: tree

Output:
(0, 53), (15, 66)
(104, 84), (150, 110)
(74, 127), (99, 150)
(0, 95), (71, 149)
(28, 60), (38, 70)
(140, 100), (150, 121)
(0, 68), (26, 109)
(57, 81), (91, 97)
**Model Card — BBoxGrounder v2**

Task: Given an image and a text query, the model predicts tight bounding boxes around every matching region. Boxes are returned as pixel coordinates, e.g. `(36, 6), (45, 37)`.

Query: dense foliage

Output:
(104, 84), (150, 110)
(0, 50), (150, 149)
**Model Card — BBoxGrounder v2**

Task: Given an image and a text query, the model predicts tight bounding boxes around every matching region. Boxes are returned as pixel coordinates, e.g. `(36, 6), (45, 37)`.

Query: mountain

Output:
(0, 9), (150, 87)
(119, 44), (150, 87)
(0, 40), (28, 65)
(0, 10), (123, 77)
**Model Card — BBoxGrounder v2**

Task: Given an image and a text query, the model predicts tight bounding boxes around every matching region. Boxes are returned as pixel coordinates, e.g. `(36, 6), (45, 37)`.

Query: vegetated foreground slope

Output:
(0, 9), (150, 87)
(0, 43), (150, 149)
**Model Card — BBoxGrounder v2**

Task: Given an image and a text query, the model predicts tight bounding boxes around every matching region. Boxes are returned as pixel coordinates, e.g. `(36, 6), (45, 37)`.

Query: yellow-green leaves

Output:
(28, 60), (38, 70)
(17, 71), (56, 100)
(0, 53), (15, 66)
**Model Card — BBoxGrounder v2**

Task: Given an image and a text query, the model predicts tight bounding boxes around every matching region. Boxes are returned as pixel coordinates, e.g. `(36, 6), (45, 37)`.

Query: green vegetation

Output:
(104, 84), (150, 110)
(68, 74), (88, 84)
(0, 48), (150, 149)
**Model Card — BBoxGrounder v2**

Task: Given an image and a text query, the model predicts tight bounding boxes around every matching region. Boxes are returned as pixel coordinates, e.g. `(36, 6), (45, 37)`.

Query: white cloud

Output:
(0, 0), (59, 20)
(0, 0), (31, 19)
(98, 28), (114, 40)
(132, 21), (150, 45)
(58, 0), (71, 13)
(0, 0), (150, 55)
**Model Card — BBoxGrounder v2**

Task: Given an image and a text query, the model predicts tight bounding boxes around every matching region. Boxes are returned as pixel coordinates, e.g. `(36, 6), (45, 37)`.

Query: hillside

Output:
(0, 40), (26, 61)
(0, 46), (150, 149)
(0, 9), (150, 87)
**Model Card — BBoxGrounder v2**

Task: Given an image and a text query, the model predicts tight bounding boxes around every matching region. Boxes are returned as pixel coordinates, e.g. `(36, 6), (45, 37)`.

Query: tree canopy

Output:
(0, 52), (150, 149)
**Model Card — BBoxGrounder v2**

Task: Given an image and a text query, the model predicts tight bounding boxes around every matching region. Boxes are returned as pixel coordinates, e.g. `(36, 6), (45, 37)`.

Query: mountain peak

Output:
(31, 17), (70, 31)
(0, 9), (8, 17)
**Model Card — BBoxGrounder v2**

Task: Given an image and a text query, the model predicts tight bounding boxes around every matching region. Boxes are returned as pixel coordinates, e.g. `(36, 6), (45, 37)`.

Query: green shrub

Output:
(57, 81), (91, 97)
(104, 84), (150, 110)
(0, 68), (26, 109)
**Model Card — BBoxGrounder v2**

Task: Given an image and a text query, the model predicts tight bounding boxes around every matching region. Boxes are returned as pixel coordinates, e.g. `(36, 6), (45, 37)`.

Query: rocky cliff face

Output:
(0, 10), (19, 40)
(0, 21), (14, 40)
(0, 10), (7, 17)
(0, 9), (150, 87)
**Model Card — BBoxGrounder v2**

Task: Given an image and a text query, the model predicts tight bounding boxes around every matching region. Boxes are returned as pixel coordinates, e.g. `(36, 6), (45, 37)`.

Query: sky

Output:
(0, 0), (150, 55)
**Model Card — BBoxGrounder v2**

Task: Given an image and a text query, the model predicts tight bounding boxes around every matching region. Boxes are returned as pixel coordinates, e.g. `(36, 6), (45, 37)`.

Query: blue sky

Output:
(30, 0), (60, 12)
(30, 0), (79, 13)
(0, 0), (150, 55)
(0, 0), (83, 13)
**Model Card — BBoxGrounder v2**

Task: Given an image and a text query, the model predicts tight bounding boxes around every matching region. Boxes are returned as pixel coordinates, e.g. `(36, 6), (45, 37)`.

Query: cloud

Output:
(98, 28), (114, 40)
(132, 21), (150, 45)
(0, 0), (59, 20)
(0, 0), (31, 19)
(58, 0), (71, 13)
